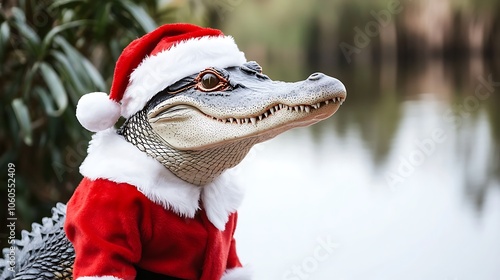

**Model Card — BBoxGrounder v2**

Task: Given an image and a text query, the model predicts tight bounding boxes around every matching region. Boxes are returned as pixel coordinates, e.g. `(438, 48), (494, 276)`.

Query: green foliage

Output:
(0, 0), (176, 229)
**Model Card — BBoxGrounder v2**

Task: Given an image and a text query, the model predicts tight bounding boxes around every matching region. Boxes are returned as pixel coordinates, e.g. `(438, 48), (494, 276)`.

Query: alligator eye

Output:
(201, 73), (219, 89)
(195, 68), (229, 92)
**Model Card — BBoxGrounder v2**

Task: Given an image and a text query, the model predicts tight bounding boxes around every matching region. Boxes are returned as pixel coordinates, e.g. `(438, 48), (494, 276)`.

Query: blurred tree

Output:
(0, 0), (177, 246)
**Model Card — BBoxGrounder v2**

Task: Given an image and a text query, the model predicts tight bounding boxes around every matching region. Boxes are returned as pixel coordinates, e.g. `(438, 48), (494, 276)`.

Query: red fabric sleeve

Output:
(226, 238), (242, 269)
(64, 178), (152, 280)
(226, 213), (242, 270)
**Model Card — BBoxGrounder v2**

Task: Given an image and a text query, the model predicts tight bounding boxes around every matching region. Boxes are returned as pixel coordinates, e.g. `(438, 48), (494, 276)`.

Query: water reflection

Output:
(331, 58), (500, 211)
(235, 58), (500, 279)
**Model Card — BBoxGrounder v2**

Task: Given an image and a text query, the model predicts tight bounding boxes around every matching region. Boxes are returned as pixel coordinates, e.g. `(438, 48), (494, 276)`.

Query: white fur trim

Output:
(221, 266), (253, 280)
(121, 36), (247, 117)
(76, 92), (121, 132)
(203, 169), (245, 230)
(80, 129), (244, 226)
(80, 129), (200, 217)
(76, 276), (123, 280)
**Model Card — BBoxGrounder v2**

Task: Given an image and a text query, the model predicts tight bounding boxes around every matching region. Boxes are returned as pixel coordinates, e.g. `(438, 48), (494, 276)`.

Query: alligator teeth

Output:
(209, 98), (344, 125)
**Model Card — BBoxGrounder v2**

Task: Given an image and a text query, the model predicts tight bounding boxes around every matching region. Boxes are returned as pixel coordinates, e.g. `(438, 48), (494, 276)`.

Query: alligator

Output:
(0, 25), (346, 280)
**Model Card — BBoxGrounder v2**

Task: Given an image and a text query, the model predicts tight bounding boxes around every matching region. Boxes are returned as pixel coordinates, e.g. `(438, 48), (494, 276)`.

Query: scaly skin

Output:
(121, 62), (346, 185)
(0, 62), (346, 278)
(0, 203), (74, 280)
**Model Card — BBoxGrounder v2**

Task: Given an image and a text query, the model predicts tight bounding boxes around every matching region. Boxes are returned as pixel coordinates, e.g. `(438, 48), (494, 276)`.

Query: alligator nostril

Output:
(308, 72), (324, 81)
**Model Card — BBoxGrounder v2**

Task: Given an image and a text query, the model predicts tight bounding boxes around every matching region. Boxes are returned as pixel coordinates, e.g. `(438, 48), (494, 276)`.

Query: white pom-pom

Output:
(76, 92), (121, 132)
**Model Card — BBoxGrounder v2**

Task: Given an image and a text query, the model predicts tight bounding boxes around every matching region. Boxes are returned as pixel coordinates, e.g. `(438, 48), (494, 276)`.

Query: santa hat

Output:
(76, 23), (247, 132)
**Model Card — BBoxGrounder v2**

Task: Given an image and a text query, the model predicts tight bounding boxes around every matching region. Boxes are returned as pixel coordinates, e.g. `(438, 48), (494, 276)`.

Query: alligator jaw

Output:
(121, 68), (347, 185)
(149, 96), (344, 126)
(204, 96), (344, 125)
(147, 81), (346, 150)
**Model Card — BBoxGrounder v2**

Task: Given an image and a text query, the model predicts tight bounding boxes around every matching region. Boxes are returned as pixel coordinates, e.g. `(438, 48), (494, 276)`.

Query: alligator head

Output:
(119, 61), (346, 185)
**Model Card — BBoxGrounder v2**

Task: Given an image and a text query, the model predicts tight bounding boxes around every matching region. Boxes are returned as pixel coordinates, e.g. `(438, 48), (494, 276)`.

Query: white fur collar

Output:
(79, 129), (244, 230)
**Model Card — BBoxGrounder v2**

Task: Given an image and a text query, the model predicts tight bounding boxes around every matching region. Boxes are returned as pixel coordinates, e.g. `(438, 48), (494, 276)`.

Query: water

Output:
(233, 59), (500, 280)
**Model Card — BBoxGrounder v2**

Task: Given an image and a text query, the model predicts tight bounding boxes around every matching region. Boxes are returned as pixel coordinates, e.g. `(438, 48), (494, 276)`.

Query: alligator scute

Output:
(0, 203), (74, 280)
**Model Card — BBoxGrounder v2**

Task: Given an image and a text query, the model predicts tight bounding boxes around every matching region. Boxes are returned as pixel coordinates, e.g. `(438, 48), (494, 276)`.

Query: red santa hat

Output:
(76, 23), (247, 132)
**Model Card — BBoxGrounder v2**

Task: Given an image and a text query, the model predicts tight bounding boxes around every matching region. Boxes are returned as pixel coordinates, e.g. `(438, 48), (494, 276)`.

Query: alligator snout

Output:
(307, 72), (325, 81)
(145, 63), (347, 151)
(305, 72), (346, 95)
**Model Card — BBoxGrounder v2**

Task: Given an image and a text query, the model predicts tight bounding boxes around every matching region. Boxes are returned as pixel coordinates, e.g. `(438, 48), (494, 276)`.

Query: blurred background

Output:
(1, 0), (499, 279)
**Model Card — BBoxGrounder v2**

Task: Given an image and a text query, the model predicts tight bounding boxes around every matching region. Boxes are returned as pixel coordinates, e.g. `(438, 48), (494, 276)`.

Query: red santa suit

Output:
(65, 130), (250, 280)
(65, 24), (252, 280)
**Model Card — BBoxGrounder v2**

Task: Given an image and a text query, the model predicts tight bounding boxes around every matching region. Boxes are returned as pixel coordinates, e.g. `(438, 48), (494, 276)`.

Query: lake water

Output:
(233, 59), (500, 280)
